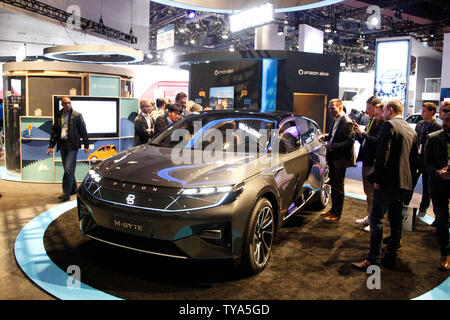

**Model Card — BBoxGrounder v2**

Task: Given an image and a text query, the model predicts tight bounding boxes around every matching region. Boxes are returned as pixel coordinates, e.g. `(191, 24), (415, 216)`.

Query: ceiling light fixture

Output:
(43, 45), (144, 64)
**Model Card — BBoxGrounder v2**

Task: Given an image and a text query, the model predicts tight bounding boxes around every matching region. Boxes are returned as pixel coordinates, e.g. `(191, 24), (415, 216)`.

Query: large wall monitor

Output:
(209, 86), (234, 109)
(53, 96), (120, 138)
(374, 39), (410, 109)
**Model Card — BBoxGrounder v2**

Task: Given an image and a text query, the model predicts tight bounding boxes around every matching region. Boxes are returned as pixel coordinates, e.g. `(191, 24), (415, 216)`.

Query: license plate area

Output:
(110, 214), (152, 237)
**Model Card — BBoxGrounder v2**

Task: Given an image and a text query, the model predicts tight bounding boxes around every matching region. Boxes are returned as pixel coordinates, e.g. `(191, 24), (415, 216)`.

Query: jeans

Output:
(60, 141), (78, 196)
(367, 188), (409, 264)
(362, 165), (374, 215)
(431, 192), (450, 256)
(419, 172), (431, 211)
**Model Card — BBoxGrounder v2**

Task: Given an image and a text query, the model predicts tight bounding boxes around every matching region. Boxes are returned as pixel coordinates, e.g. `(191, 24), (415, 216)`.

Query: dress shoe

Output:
(57, 194), (70, 201)
(324, 214), (340, 222)
(356, 216), (369, 225)
(351, 259), (376, 271)
(439, 256), (450, 271)
(321, 210), (333, 217)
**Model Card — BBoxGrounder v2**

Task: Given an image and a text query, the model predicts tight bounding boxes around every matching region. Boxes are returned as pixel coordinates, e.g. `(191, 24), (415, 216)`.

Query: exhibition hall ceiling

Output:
(0, 0), (448, 71)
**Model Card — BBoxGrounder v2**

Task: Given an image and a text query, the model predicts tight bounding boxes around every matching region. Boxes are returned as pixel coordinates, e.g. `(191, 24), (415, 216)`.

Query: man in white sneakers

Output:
(354, 98), (384, 232)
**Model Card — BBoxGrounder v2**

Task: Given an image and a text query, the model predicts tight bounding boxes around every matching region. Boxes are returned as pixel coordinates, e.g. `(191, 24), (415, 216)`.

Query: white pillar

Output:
(254, 23), (285, 50)
(298, 24), (324, 54)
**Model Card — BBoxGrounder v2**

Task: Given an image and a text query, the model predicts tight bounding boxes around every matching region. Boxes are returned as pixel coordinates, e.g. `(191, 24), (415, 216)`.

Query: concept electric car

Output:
(77, 110), (330, 274)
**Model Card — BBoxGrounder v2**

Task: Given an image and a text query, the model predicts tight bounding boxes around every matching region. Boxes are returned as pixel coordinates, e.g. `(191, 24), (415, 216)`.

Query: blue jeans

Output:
(367, 188), (409, 264)
(60, 141), (78, 196)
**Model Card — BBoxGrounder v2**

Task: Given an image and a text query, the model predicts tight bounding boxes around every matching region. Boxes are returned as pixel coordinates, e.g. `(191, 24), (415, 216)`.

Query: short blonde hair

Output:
(329, 98), (343, 107)
(190, 103), (203, 112)
(140, 98), (154, 109)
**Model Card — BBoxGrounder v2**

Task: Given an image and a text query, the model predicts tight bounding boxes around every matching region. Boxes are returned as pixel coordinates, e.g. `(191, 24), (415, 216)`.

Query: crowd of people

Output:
(323, 97), (449, 272)
(133, 91), (210, 146)
(38, 91), (449, 272)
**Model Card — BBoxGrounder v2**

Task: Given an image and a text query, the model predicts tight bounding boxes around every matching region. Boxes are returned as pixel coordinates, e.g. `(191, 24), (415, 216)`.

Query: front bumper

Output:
(77, 184), (250, 261)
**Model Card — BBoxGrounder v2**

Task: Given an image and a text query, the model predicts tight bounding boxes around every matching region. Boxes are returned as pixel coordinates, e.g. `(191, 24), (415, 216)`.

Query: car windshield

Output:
(150, 114), (277, 153)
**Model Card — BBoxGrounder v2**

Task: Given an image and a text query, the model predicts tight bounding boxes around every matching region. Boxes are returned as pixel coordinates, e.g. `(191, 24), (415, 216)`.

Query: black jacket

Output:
(415, 119), (442, 170)
(374, 117), (418, 191)
(154, 115), (169, 136)
(355, 117), (383, 166)
(325, 114), (356, 169)
(134, 113), (153, 146)
(424, 129), (450, 195)
(49, 109), (89, 151)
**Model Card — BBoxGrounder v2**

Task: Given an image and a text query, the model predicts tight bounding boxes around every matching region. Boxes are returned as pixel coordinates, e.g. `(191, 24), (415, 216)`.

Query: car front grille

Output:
(83, 176), (229, 212)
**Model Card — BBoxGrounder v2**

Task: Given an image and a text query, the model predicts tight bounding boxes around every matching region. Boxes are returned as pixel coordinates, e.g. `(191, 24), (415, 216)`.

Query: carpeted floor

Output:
(43, 197), (448, 300)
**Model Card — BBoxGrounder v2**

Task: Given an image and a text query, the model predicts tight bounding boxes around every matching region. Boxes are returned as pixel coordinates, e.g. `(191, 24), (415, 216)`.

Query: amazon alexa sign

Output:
(374, 39), (411, 113)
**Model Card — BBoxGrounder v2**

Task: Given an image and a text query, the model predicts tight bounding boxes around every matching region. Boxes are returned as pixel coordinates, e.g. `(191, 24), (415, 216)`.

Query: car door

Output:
(272, 117), (307, 219)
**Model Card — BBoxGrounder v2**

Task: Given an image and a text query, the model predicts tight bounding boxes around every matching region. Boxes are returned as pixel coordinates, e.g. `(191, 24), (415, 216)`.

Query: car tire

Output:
(309, 168), (331, 211)
(242, 198), (274, 275)
(90, 156), (98, 163)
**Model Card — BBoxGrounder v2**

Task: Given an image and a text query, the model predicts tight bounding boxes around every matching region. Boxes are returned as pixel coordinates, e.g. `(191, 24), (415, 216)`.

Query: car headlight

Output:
(181, 185), (233, 195)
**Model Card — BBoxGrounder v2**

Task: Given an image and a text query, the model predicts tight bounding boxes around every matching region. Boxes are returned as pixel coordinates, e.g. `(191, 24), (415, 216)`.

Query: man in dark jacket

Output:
(353, 97), (382, 231)
(134, 99), (154, 146)
(424, 104), (450, 271)
(352, 100), (418, 270)
(411, 102), (442, 216)
(47, 96), (89, 201)
(322, 98), (355, 222)
(154, 104), (182, 136)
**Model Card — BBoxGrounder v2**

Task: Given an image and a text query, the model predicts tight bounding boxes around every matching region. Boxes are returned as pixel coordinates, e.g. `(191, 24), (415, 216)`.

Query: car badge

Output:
(126, 194), (135, 205)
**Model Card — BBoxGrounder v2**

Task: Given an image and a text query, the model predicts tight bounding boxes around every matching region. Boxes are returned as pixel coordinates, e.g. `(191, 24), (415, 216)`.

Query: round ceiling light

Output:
(43, 45), (144, 64)
(150, 0), (344, 13)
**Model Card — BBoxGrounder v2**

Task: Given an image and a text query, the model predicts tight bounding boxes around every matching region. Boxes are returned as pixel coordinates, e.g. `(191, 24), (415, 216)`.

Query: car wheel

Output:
(90, 156), (98, 163)
(242, 198), (274, 274)
(309, 168), (331, 210)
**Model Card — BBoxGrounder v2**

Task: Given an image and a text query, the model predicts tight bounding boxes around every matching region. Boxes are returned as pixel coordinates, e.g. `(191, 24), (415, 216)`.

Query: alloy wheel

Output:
(252, 206), (274, 268)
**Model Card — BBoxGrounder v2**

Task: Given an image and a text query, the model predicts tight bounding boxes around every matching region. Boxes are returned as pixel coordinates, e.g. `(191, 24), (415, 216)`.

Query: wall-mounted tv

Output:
(209, 86), (234, 109)
(53, 96), (119, 138)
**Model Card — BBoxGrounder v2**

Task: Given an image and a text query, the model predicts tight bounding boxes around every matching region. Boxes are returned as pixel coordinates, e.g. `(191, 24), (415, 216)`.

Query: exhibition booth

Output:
(175, 50), (340, 132)
(2, 61), (139, 182)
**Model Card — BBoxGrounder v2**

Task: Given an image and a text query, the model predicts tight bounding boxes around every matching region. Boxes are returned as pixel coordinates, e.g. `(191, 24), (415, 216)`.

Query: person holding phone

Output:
(424, 103), (450, 271)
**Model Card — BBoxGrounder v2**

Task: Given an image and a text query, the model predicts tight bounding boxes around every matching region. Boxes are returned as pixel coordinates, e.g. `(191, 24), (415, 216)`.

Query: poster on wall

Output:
(374, 40), (410, 109)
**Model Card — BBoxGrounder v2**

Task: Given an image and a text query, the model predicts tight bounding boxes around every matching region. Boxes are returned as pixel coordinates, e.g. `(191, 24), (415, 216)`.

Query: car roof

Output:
(190, 109), (299, 122)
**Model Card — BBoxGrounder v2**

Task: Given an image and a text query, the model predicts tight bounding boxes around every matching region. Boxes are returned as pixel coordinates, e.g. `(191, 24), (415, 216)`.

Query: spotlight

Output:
(187, 11), (196, 19)
(179, 27), (186, 33)
(195, 23), (200, 29)
(222, 33), (229, 39)
(229, 47), (235, 52)
(324, 27), (332, 33)
(327, 38), (334, 45)
(190, 39), (195, 44)
(363, 45), (369, 50)
(147, 53), (153, 59)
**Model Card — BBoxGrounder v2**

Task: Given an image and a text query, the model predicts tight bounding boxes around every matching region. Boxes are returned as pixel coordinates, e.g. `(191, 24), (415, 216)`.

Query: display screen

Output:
(53, 96), (119, 137)
(374, 40), (410, 109)
(209, 86), (234, 109)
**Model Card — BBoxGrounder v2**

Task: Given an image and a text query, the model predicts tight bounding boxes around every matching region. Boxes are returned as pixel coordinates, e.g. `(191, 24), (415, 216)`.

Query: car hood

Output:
(96, 145), (269, 188)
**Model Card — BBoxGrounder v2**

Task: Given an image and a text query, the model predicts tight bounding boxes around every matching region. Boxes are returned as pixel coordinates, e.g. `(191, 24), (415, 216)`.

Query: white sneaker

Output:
(363, 225), (370, 232)
(356, 216), (369, 225)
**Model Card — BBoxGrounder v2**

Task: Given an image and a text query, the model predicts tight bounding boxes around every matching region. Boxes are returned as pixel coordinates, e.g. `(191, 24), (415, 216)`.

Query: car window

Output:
(295, 117), (315, 145)
(278, 119), (300, 153)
